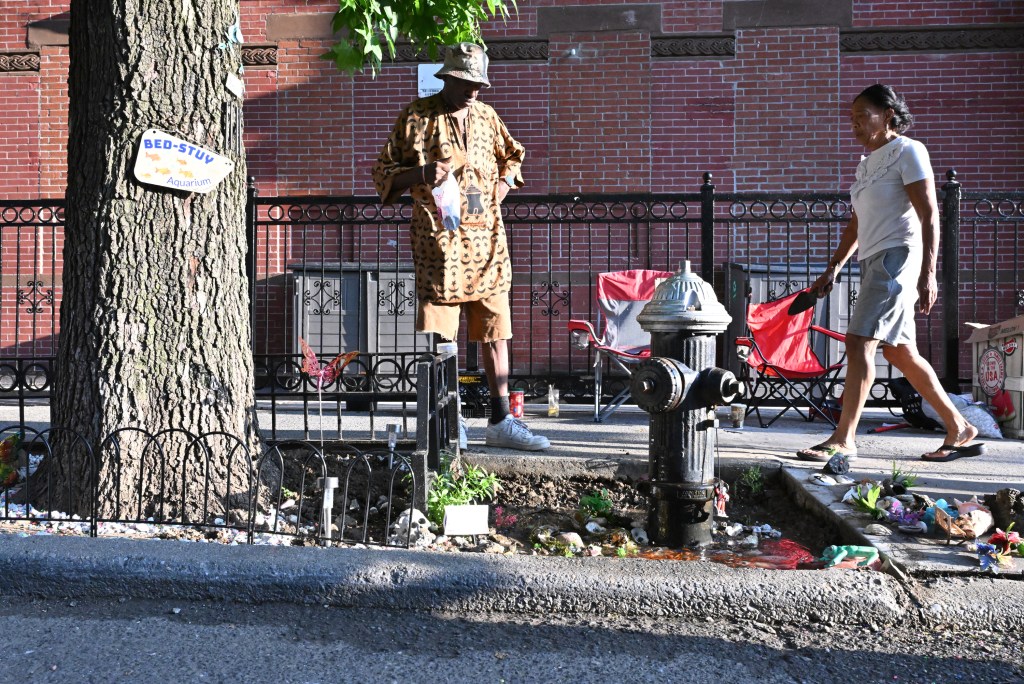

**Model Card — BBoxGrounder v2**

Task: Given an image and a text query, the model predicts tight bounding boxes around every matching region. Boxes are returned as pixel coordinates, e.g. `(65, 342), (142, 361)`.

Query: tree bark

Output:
(55, 0), (257, 518)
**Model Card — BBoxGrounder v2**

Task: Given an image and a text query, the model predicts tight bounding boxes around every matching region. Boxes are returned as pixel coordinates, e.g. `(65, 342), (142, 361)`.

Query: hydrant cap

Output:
(636, 260), (732, 332)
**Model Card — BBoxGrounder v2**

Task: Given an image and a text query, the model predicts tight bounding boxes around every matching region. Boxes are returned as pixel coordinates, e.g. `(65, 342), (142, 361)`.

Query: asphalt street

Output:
(0, 596), (1020, 684)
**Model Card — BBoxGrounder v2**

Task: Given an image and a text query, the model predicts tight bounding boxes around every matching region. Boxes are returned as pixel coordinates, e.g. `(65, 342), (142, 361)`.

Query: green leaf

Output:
(324, 0), (517, 75)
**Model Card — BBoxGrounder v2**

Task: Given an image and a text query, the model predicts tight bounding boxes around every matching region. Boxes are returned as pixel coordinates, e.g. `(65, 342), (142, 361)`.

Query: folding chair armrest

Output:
(601, 346), (650, 363)
(568, 319), (603, 346)
(809, 325), (846, 344)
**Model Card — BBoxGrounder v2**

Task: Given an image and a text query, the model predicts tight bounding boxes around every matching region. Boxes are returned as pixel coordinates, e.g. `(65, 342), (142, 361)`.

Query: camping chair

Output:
(735, 289), (847, 428)
(568, 269), (673, 422)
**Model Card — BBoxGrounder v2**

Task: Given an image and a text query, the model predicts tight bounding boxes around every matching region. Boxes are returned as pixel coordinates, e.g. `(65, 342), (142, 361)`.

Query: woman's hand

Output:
(497, 180), (510, 203)
(918, 272), (938, 315)
(812, 266), (837, 297)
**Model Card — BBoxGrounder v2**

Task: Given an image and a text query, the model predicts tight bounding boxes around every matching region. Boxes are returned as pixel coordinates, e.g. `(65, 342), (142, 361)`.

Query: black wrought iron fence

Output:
(2, 174), (1021, 424)
(0, 424), (422, 548)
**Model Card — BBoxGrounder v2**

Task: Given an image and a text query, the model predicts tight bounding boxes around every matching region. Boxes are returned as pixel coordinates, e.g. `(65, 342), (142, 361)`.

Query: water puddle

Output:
(639, 538), (822, 570)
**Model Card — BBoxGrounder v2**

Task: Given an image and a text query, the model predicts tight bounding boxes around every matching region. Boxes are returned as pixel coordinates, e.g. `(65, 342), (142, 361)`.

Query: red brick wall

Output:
(853, 0), (1024, 27)
(3, 1), (1022, 198)
(729, 27), (842, 192)
(38, 47), (68, 197)
(841, 52), (1024, 190)
(0, 73), (40, 197)
(548, 31), (653, 193)
(652, 59), (734, 191)
(275, 41), (354, 194)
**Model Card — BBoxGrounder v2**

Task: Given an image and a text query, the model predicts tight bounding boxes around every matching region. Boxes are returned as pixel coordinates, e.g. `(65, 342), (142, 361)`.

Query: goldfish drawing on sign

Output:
(155, 167), (170, 174)
(145, 152), (160, 161)
(181, 170), (194, 178)
(175, 158), (189, 166)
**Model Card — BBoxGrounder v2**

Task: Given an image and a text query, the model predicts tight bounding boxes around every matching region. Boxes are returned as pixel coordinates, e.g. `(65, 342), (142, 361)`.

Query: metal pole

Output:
(245, 176), (258, 348)
(941, 169), (962, 392)
(700, 173), (716, 285)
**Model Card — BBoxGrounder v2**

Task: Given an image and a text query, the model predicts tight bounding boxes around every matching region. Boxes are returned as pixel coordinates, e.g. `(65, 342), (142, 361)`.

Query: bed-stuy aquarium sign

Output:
(133, 129), (234, 193)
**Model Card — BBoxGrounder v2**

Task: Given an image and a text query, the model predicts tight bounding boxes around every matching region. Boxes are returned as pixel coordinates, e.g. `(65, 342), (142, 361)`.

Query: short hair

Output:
(855, 84), (914, 133)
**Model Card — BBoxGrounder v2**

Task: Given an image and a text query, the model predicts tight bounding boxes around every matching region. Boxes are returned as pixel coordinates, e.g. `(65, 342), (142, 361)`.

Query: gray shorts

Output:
(847, 246), (920, 346)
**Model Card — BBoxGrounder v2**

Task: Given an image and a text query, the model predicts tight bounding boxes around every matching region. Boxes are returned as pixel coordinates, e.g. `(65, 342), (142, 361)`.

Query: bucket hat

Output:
(434, 42), (490, 87)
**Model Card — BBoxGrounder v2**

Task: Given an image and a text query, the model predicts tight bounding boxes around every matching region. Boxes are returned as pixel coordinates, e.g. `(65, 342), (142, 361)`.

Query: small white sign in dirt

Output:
(443, 504), (489, 536)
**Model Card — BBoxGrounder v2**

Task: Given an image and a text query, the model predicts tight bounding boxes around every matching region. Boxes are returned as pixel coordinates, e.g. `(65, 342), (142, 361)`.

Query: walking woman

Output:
(797, 84), (984, 463)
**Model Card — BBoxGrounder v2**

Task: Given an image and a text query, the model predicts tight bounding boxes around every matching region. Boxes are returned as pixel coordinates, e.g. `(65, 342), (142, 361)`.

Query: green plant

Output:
(578, 488), (614, 518)
(426, 453), (500, 526)
(890, 461), (919, 489)
(737, 465), (765, 498)
(323, 0), (517, 76)
(852, 483), (887, 520)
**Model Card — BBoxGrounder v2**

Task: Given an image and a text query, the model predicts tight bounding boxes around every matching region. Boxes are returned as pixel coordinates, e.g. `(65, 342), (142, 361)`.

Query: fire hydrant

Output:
(632, 261), (742, 547)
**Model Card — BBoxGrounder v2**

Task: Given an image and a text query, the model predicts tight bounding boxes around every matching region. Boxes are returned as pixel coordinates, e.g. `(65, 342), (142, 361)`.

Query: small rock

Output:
(863, 524), (892, 536)
(810, 473), (837, 486)
(724, 522), (744, 537)
(489, 532), (520, 549)
(585, 521), (606, 534)
(630, 528), (649, 545)
(530, 525), (558, 545)
(555, 532), (585, 549)
(171, 607), (182, 615)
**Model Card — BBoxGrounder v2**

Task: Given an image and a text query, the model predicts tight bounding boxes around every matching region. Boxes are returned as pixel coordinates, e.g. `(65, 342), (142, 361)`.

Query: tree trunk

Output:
(54, 0), (257, 519)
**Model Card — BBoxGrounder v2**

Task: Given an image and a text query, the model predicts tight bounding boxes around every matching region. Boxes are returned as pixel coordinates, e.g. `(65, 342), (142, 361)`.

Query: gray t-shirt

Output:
(850, 136), (932, 261)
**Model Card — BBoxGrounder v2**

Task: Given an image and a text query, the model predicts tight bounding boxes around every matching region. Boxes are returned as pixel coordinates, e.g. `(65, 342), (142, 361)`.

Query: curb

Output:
(0, 535), (908, 626)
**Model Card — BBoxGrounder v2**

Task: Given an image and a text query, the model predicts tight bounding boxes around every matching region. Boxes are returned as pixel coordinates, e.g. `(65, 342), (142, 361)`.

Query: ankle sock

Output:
(489, 396), (510, 424)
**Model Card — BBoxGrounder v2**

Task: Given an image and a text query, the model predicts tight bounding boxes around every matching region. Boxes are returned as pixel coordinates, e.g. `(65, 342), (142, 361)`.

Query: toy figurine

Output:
(713, 480), (730, 519)
(820, 544), (879, 568)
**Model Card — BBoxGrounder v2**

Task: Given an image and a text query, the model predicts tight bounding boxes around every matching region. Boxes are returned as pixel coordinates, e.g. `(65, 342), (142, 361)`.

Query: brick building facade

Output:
(2, 0), (1022, 199)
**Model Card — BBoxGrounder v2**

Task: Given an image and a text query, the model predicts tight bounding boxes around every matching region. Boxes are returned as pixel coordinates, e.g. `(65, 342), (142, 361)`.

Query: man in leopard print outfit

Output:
(373, 42), (549, 451)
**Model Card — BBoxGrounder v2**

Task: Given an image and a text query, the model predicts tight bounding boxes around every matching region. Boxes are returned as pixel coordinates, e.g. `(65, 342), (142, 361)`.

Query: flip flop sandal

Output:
(920, 442), (987, 462)
(796, 444), (857, 463)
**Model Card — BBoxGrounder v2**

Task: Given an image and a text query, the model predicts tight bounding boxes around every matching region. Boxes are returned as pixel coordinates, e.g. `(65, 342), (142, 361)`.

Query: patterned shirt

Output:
(373, 94), (525, 303)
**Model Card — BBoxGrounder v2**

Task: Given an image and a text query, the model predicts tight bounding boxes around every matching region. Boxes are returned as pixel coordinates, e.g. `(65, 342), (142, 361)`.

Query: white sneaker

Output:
(485, 415), (550, 451)
(458, 417), (468, 450)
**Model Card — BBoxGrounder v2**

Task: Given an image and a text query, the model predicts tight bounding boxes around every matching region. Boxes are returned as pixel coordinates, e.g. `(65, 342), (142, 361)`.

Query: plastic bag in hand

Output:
(431, 174), (461, 231)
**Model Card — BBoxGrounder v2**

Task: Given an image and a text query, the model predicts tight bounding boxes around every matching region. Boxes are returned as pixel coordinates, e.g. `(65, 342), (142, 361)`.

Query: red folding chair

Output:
(568, 269), (673, 422)
(735, 288), (847, 428)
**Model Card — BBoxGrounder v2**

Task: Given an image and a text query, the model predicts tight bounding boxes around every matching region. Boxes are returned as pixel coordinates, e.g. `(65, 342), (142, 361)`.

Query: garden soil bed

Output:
(488, 471), (840, 559)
